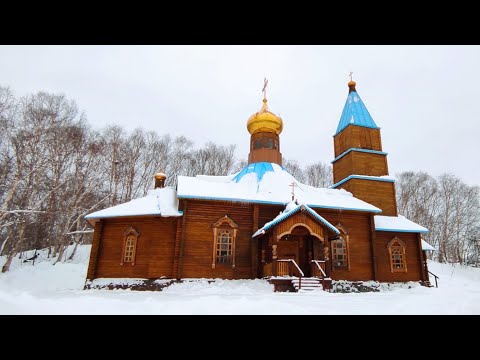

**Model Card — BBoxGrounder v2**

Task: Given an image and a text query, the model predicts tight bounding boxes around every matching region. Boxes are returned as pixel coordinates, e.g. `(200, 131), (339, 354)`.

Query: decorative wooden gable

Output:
(274, 211), (325, 241)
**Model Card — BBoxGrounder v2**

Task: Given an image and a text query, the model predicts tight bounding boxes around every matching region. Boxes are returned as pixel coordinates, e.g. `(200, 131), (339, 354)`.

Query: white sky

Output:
(1, 45), (478, 186)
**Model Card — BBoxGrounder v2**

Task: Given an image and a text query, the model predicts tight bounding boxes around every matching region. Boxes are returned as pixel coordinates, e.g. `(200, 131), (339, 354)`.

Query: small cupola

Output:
(154, 172), (167, 189)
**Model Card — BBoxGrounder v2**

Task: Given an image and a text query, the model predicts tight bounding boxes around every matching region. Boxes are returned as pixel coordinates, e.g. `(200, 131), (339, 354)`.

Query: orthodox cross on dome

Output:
(349, 71), (353, 81)
(262, 77), (269, 101)
(289, 182), (298, 201)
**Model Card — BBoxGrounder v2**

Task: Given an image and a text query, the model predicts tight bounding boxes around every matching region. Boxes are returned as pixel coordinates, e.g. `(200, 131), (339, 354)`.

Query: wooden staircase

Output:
(291, 277), (323, 292)
(269, 259), (333, 292)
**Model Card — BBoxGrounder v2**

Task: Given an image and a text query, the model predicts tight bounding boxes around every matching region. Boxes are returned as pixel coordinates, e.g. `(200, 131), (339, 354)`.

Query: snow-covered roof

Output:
(85, 187), (183, 220)
(253, 202), (340, 238)
(375, 215), (429, 233)
(336, 90), (379, 135)
(331, 174), (395, 189)
(421, 239), (435, 251)
(177, 162), (381, 213)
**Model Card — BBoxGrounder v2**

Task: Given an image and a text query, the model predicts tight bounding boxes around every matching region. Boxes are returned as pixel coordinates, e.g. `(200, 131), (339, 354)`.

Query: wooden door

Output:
(278, 240), (298, 262)
(277, 239), (298, 276)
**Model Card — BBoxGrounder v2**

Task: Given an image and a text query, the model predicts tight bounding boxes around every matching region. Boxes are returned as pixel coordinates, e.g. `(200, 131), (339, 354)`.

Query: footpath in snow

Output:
(0, 245), (479, 315)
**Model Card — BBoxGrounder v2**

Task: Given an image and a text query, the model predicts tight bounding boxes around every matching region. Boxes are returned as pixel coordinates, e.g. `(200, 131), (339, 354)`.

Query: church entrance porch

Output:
(276, 226), (327, 278)
(259, 225), (328, 279)
(252, 204), (340, 291)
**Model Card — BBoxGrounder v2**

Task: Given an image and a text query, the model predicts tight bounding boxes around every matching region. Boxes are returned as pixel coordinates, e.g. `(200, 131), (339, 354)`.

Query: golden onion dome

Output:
(247, 98), (283, 135)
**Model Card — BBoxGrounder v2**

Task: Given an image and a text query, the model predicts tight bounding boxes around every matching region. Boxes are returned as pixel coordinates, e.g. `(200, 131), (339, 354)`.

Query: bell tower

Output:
(246, 78), (283, 166)
(331, 77), (397, 216)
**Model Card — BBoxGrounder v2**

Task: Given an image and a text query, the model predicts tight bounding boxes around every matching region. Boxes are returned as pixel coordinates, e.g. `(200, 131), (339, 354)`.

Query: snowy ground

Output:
(1, 245), (479, 314)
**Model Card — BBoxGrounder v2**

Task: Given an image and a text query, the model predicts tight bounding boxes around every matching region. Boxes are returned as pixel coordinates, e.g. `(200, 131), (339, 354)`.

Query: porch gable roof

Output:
(252, 203), (340, 238)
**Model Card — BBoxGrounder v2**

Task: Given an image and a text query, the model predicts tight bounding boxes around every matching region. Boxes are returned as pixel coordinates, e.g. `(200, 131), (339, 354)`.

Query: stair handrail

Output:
(277, 259), (304, 289)
(277, 259), (304, 277)
(311, 260), (327, 279)
(428, 270), (440, 288)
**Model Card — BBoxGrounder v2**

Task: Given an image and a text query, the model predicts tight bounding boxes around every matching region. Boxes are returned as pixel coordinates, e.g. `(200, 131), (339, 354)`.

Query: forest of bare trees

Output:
(1, 87), (479, 271)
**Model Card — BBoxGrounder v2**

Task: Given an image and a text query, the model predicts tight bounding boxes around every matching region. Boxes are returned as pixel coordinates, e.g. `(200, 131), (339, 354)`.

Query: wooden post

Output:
(251, 204), (259, 278)
(369, 214), (377, 281)
(176, 201), (188, 279)
(86, 220), (104, 280)
(172, 204), (184, 279)
(324, 243), (331, 278)
(272, 243), (277, 276)
(417, 233), (427, 282)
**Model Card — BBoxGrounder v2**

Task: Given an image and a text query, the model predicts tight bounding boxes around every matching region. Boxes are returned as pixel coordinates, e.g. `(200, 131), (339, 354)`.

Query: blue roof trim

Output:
(336, 91), (379, 135)
(333, 123), (381, 137)
(304, 206), (341, 234)
(307, 204), (382, 213)
(254, 204), (340, 237)
(233, 162), (276, 183)
(178, 194), (287, 206)
(177, 194), (380, 213)
(331, 175), (395, 189)
(375, 228), (429, 234)
(85, 210), (183, 219)
(258, 205), (303, 234)
(331, 148), (388, 164)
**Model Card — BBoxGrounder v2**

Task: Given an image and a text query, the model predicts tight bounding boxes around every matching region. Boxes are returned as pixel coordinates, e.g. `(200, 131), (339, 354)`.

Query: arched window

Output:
(212, 215), (238, 269)
(121, 227), (139, 266)
(216, 230), (233, 264)
(388, 237), (407, 272)
(332, 224), (350, 270)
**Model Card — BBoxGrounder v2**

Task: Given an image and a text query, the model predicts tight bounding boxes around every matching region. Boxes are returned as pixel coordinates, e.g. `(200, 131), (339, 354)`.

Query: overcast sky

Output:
(1, 45), (478, 186)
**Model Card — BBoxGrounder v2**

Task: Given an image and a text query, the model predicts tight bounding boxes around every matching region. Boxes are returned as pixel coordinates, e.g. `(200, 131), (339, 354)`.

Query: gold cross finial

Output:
(349, 72), (353, 81)
(262, 77), (269, 101)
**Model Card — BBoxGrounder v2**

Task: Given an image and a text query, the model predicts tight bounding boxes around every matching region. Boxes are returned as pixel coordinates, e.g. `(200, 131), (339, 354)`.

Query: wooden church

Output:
(85, 79), (433, 291)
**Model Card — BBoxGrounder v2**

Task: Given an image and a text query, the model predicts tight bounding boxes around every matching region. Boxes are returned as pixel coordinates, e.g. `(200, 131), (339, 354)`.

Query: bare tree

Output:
(396, 171), (480, 264)
(304, 162), (333, 188)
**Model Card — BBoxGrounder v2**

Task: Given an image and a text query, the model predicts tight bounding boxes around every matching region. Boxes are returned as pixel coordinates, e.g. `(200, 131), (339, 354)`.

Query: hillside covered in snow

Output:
(0, 245), (479, 314)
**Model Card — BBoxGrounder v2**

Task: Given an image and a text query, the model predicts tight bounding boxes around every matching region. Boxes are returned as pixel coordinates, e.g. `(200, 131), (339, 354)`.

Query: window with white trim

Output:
(212, 215), (238, 269)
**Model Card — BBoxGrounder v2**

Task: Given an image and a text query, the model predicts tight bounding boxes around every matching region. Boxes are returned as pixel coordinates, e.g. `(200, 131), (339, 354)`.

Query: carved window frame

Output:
(212, 215), (238, 269)
(388, 237), (407, 273)
(332, 223), (350, 271)
(121, 227), (139, 266)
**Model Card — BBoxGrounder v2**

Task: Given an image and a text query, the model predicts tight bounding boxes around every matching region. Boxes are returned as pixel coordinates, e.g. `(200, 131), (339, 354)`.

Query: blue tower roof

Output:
(335, 88), (379, 135)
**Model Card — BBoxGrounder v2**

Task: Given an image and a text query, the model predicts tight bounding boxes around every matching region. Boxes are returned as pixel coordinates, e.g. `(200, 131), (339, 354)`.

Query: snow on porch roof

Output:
(252, 202), (340, 238)
(177, 162), (381, 213)
(374, 215), (429, 233)
(421, 239), (435, 251)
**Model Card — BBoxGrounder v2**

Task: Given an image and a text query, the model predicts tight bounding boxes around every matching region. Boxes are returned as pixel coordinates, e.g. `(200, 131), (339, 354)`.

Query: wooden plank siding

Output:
(333, 125), (383, 157)
(86, 220), (103, 280)
(312, 209), (375, 281)
(180, 200), (254, 279)
(340, 179), (398, 216)
(94, 216), (177, 279)
(88, 201), (424, 284)
(259, 205), (283, 229)
(374, 231), (424, 282)
(333, 151), (389, 184)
